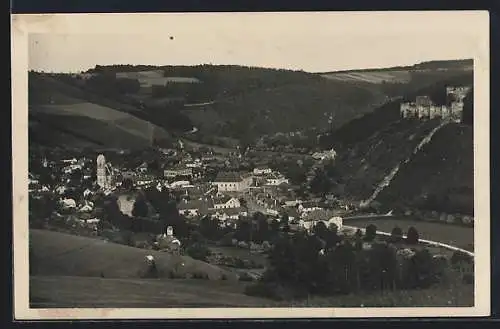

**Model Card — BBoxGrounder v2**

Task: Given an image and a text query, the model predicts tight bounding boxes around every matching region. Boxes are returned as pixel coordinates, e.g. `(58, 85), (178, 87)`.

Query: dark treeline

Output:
(245, 224), (466, 300)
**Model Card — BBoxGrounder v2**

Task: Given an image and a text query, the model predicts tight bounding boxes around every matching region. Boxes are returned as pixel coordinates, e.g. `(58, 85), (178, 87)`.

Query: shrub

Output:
(450, 250), (473, 266)
(390, 226), (404, 243)
(167, 270), (187, 279)
(244, 282), (307, 301)
(238, 272), (255, 282)
(406, 227), (419, 245)
(402, 248), (439, 289)
(142, 263), (159, 279)
(186, 243), (211, 262)
(192, 271), (210, 280)
(462, 273), (474, 285)
(364, 224), (377, 242)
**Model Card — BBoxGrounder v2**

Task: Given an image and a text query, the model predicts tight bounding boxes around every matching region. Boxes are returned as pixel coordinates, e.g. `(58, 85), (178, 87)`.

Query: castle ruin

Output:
(400, 86), (471, 123)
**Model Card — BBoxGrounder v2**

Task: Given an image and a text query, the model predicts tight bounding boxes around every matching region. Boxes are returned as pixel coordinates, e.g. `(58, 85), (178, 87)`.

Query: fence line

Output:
(343, 225), (474, 257)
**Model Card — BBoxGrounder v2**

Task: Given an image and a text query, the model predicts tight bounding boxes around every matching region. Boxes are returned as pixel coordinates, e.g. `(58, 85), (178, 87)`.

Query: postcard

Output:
(11, 11), (490, 319)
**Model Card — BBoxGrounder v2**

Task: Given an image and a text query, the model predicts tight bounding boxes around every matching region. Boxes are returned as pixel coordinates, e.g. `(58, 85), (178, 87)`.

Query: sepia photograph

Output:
(11, 11), (490, 319)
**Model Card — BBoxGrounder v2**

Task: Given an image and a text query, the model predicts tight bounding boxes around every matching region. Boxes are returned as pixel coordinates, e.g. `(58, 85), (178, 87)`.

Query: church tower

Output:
(96, 154), (107, 189)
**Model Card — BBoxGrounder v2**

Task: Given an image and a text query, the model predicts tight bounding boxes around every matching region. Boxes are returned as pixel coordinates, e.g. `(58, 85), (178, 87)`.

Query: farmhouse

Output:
(210, 207), (246, 222)
(178, 199), (214, 217)
(212, 172), (253, 192)
(265, 174), (290, 186)
(213, 196), (241, 209)
(133, 174), (156, 187)
(253, 167), (273, 175)
(164, 167), (193, 178)
(312, 149), (337, 161)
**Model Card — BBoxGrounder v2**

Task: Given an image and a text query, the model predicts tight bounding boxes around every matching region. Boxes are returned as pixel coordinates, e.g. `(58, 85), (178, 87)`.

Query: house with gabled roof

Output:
(212, 171), (253, 192)
(178, 198), (214, 218)
(213, 196), (241, 209)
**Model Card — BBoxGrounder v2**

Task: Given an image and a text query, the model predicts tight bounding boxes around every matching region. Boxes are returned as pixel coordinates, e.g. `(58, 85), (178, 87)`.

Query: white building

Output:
(212, 172), (253, 192)
(213, 196), (241, 209)
(164, 167), (193, 178)
(253, 167), (273, 175)
(265, 176), (290, 186)
(312, 149), (337, 161)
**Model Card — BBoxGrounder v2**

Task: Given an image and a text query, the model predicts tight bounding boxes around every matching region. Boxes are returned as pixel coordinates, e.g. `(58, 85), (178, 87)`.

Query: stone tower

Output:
(96, 154), (107, 189)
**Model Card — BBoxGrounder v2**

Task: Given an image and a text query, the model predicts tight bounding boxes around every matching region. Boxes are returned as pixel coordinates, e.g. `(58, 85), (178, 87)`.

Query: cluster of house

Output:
(399, 86), (471, 122)
(311, 149), (337, 161)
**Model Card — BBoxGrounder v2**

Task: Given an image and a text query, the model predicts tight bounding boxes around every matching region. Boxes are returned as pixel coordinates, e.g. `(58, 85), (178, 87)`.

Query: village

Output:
(28, 140), (355, 272)
(29, 141), (347, 224)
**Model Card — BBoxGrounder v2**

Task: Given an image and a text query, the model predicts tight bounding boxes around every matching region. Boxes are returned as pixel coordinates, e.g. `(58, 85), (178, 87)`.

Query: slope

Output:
(83, 65), (389, 141)
(29, 73), (173, 149)
(30, 229), (238, 281)
(335, 119), (444, 201)
(375, 123), (474, 215)
(30, 276), (270, 308)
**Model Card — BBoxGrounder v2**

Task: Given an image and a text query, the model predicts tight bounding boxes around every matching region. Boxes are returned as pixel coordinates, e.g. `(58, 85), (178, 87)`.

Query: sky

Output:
(26, 12), (484, 73)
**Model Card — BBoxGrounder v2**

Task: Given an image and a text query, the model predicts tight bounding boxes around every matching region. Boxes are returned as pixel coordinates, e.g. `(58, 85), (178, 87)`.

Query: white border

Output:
(11, 11), (490, 320)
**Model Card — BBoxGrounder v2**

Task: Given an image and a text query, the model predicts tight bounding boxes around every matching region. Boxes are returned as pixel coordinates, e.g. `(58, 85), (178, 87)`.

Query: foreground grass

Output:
(30, 275), (473, 308)
(273, 285), (474, 307)
(30, 276), (265, 308)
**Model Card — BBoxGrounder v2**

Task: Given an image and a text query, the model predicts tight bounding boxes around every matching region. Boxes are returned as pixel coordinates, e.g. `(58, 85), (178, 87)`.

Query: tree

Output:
(186, 242), (212, 262)
(239, 197), (248, 210)
(354, 229), (363, 250)
(404, 248), (437, 289)
(462, 88), (473, 126)
(364, 224), (377, 242)
(390, 226), (403, 243)
(270, 219), (280, 232)
(132, 196), (149, 218)
(253, 212), (269, 243)
(235, 220), (252, 242)
(121, 178), (133, 190)
(280, 213), (290, 233)
(103, 196), (124, 226)
(406, 227), (419, 245)
(313, 221), (328, 240)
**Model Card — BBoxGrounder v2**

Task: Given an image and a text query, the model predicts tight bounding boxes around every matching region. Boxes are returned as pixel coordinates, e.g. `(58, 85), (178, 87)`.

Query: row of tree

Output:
(246, 224), (440, 300)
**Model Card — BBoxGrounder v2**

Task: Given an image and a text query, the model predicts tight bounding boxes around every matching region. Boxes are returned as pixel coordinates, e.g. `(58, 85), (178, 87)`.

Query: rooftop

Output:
(213, 195), (234, 204)
(214, 171), (251, 182)
(177, 199), (214, 212)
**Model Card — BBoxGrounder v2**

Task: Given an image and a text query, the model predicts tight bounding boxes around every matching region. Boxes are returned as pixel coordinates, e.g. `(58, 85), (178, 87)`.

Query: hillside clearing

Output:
(30, 229), (237, 281)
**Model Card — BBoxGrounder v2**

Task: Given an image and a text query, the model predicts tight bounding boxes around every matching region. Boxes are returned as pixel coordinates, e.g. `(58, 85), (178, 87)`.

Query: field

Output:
(30, 274), (473, 308)
(321, 70), (412, 84)
(115, 70), (201, 87)
(33, 100), (169, 140)
(344, 218), (474, 251)
(28, 72), (175, 149)
(30, 229), (237, 281)
(30, 276), (265, 308)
